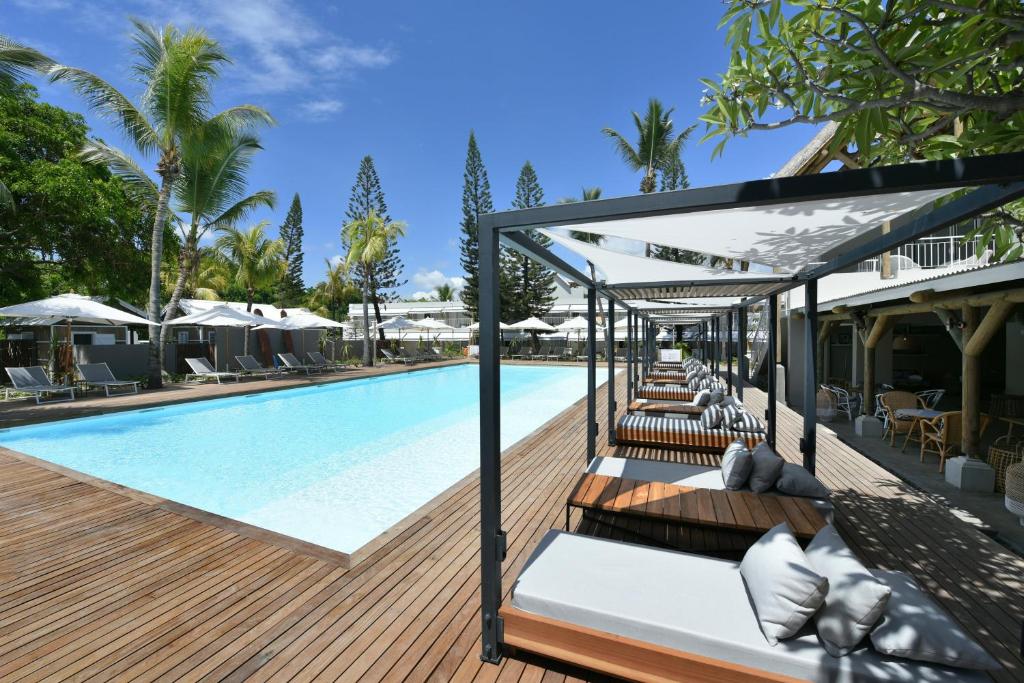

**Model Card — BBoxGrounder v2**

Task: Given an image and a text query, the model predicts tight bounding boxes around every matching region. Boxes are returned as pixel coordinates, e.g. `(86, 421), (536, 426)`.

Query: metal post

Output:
(712, 317), (719, 378)
(626, 309), (634, 403)
(606, 297), (616, 445)
(737, 304), (747, 401)
(478, 220), (504, 664)
(587, 286), (597, 462)
(727, 311), (734, 396)
(767, 294), (778, 449)
(802, 279), (818, 474)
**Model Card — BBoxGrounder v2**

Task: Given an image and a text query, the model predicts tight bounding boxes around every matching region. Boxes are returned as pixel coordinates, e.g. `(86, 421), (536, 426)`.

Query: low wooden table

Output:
(566, 473), (826, 542)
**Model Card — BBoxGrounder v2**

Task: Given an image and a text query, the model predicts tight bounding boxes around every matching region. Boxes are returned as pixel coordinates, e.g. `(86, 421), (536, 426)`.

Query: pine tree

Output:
(457, 131), (495, 321)
(504, 162), (555, 350)
(344, 155), (405, 339)
(276, 193), (305, 306)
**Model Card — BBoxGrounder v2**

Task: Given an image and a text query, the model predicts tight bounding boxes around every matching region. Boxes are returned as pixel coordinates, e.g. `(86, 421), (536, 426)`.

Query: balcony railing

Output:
(856, 234), (991, 273)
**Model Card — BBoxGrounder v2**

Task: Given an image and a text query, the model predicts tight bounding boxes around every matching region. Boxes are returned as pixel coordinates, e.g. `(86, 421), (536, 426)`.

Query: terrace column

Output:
(738, 304), (747, 401)
(802, 279), (818, 474)
(767, 294), (778, 449)
(607, 297), (616, 446)
(626, 309), (634, 403)
(587, 286), (597, 463)
(962, 300), (1015, 457)
(727, 310), (734, 395)
(477, 218), (504, 664)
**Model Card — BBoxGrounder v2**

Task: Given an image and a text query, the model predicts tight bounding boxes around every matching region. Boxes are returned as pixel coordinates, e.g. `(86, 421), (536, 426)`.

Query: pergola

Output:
(475, 152), (1024, 664)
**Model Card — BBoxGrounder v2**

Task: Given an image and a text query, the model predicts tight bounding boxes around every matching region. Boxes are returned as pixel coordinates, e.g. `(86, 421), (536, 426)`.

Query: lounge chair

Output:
(636, 383), (700, 402)
(616, 413), (763, 452)
(503, 530), (989, 683)
(76, 363), (140, 396)
(277, 352), (320, 375)
(379, 348), (412, 365)
(235, 355), (284, 379)
(646, 370), (690, 383)
(628, 398), (706, 417)
(307, 351), (344, 372)
(184, 357), (241, 384)
(4, 366), (75, 404)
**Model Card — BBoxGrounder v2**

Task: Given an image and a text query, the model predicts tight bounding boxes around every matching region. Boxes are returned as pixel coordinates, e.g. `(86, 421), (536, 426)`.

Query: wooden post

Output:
(961, 304), (979, 457)
(880, 221), (893, 279)
(817, 320), (835, 384)
(862, 315), (893, 416)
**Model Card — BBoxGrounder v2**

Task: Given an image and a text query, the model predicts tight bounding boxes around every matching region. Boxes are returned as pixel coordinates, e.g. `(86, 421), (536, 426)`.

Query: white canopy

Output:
(169, 305), (273, 328)
(555, 316), (590, 331)
(550, 188), (955, 273)
(256, 312), (346, 330)
(508, 317), (557, 332)
(415, 317), (454, 330)
(377, 315), (421, 330)
(468, 321), (512, 331)
(0, 293), (154, 327)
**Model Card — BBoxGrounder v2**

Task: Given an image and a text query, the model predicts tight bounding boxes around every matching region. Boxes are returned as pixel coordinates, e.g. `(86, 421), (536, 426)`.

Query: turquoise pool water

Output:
(0, 364), (589, 554)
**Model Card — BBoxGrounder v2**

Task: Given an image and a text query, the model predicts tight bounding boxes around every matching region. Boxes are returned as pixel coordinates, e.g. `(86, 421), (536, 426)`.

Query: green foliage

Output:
(604, 98), (694, 193)
(651, 245), (706, 265)
(306, 258), (360, 320)
(344, 155), (404, 322)
(214, 221), (285, 310)
(503, 162), (556, 327)
(277, 193), (305, 306)
(457, 131), (495, 320)
(702, 0), (1024, 259)
(0, 85), (152, 305)
(434, 283), (455, 301)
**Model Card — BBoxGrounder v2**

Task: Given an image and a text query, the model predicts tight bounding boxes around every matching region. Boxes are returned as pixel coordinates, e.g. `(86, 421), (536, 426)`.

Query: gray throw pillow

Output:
(685, 369), (700, 382)
(722, 404), (741, 427)
(805, 525), (891, 657)
(691, 389), (711, 407)
(732, 411), (764, 433)
(748, 442), (785, 493)
(719, 395), (737, 408)
(708, 389), (725, 405)
(870, 570), (999, 670)
(740, 523), (829, 645)
(700, 404), (723, 429)
(776, 463), (831, 499)
(720, 440), (753, 490)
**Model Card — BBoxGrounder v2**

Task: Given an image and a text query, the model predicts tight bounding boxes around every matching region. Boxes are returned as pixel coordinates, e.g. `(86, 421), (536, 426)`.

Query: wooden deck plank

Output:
(0, 370), (1018, 682)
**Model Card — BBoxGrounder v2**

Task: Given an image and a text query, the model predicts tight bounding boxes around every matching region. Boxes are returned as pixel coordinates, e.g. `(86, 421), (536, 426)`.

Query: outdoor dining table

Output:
(895, 408), (943, 452)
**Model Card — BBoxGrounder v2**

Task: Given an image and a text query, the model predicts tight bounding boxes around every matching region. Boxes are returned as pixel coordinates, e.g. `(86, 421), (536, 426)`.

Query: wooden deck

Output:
(0, 372), (1021, 681)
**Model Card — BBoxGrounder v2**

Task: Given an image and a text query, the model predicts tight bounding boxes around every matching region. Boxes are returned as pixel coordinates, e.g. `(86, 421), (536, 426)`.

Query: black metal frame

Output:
(476, 152), (1024, 663)
(727, 311), (734, 395)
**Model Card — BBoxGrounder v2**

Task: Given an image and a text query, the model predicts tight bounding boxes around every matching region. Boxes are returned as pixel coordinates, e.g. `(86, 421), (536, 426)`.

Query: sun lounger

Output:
(4, 366), (75, 404)
(504, 530), (987, 683)
(277, 352), (320, 374)
(307, 351), (344, 372)
(235, 355), (284, 378)
(628, 398), (705, 417)
(380, 349), (413, 365)
(76, 363), (140, 396)
(616, 413), (763, 452)
(646, 370), (689, 383)
(184, 357), (241, 384)
(636, 383), (700, 402)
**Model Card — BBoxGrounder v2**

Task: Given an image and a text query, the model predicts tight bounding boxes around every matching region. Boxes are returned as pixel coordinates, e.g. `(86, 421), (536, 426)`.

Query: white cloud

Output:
(328, 254), (344, 267)
(313, 43), (395, 71)
(409, 270), (465, 300)
(410, 291), (435, 300)
(299, 98), (345, 120)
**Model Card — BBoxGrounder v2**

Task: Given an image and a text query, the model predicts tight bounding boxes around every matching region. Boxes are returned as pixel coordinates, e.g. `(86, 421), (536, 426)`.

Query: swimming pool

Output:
(0, 364), (589, 555)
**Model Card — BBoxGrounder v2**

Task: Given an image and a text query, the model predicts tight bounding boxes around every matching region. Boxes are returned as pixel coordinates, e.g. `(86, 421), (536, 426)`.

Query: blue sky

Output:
(8, 0), (815, 299)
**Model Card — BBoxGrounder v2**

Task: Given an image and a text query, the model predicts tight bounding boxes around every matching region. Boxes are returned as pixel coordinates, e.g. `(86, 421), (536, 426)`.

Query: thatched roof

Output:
(773, 122), (846, 178)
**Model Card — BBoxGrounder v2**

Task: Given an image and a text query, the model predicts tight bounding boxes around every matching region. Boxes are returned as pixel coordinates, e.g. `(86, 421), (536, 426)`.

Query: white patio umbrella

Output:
(377, 315), (422, 344)
(507, 317), (557, 333)
(168, 305), (277, 370)
(468, 321), (512, 331)
(0, 293), (155, 378)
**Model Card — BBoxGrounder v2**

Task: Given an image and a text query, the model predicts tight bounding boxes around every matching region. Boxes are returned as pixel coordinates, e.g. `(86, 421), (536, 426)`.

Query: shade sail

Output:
(548, 188), (956, 273)
(0, 293), (154, 326)
(169, 305), (273, 328)
(540, 230), (792, 299)
(508, 317), (557, 332)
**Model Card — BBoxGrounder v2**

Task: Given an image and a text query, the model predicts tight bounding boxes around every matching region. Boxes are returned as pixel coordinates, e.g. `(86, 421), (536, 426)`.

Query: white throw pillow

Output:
(720, 440), (752, 490)
(805, 525), (891, 657)
(740, 523), (829, 645)
(748, 442), (785, 492)
(700, 404), (723, 429)
(870, 570), (999, 670)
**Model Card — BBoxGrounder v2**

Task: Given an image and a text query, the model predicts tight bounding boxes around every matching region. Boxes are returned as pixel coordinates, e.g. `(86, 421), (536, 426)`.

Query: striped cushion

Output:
(733, 411), (765, 433)
(649, 370), (688, 382)
(701, 404), (724, 429)
(692, 389), (711, 407)
(685, 369), (700, 382)
(722, 404), (742, 427)
(636, 384), (696, 401)
(616, 414), (764, 451)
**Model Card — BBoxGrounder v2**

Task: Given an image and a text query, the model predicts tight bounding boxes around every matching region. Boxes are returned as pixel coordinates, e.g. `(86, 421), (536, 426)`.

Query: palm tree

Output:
(308, 258), (357, 320)
(435, 283), (455, 301)
(0, 35), (53, 212)
(560, 187), (604, 245)
(343, 209), (407, 366)
(215, 222), (285, 355)
(49, 20), (273, 388)
(604, 99), (692, 255)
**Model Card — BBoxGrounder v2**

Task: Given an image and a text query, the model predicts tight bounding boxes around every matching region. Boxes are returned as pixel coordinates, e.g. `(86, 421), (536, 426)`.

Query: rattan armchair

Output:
(921, 412), (993, 472)
(880, 390), (925, 446)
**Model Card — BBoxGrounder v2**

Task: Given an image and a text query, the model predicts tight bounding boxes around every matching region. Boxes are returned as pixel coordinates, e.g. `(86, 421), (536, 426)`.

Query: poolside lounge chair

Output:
(616, 413), (763, 452)
(4, 366), (75, 404)
(636, 383), (701, 402)
(184, 357), (241, 384)
(235, 355), (285, 379)
(503, 530), (990, 683)
(627, 398), (706, 417)
(646, 370), (689, 383)
(277, 352), (320, 375)
(76, 363), (140, 396)
(380, 348), (413, 365)
(307, 351), (344, 372)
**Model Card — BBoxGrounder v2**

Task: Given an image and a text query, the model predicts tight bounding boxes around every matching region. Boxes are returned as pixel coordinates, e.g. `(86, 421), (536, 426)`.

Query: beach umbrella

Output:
(168, 305), (277, 370)
(415, 316), (455, 345)
(467, 321), (511, 331)
(507, 317), (557, 332)
(377, 315), (421, 344)
(0, 293), (155, 379)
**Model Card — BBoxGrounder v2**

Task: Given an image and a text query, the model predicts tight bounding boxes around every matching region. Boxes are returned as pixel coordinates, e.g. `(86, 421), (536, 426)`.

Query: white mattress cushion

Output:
(511, 530), (988, 682)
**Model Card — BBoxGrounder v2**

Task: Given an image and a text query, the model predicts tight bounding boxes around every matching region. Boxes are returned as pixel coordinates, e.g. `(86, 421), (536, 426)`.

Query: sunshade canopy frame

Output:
(475, 151), (1024, 666)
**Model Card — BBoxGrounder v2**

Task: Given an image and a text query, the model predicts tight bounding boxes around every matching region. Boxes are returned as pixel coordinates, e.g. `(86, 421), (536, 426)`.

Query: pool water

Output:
(0, 364), (589, 554)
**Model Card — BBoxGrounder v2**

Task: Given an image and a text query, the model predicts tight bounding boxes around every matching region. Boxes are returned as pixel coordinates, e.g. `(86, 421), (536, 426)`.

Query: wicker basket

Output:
(1005, 463), (1024, 525)
(987, 437), (1024, 494)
